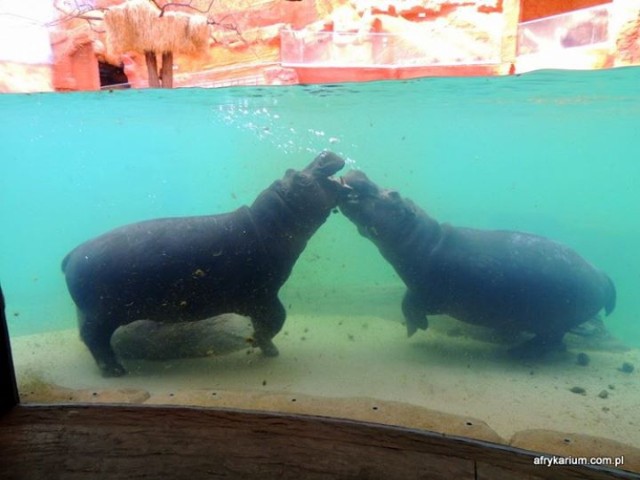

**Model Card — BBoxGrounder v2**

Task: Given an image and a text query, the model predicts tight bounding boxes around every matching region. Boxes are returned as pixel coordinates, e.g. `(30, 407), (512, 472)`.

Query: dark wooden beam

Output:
(1, 404), (637, 480)
(160, 51), (174, 88)
(145, 50), (160, 88)
(0, 283), (19, 413)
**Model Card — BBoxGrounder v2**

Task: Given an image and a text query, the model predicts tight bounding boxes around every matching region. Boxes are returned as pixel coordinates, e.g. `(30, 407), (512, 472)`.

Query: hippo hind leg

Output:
(78, 309), (127, 377)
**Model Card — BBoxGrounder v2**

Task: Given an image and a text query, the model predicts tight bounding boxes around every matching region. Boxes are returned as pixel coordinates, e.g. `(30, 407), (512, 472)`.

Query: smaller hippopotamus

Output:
(339, 170), (616, 357)
(62, 151), (345, 376)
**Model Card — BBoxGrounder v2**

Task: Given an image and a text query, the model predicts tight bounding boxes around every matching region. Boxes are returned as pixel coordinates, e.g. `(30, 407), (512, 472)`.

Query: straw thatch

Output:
(104, 0), (157, 54)
(153, 11), (210, 55)
(104, 0), (210, 55)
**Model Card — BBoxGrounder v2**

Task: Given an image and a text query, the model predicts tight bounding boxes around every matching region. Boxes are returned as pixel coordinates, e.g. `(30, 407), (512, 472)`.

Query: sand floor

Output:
(10, 312), (640, 468)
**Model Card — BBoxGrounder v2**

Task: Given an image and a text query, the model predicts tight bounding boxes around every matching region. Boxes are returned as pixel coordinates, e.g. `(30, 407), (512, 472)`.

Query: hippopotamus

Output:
(339, 170), (616, 356)
(62, 151), (345, 376)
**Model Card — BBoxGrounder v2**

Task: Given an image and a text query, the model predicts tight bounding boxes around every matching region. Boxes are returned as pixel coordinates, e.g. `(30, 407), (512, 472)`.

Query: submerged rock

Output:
(111, 314), (254, 361)
(618, 362), (635, 374)
(569, 386), (586, 395)
(576, 352), (590, 366)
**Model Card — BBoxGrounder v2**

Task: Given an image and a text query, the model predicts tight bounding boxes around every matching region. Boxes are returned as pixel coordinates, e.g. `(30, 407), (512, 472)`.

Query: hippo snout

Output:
(338, 170), (384, 208)
(307, 150), (346, 177)
(340, 170), (380, 196)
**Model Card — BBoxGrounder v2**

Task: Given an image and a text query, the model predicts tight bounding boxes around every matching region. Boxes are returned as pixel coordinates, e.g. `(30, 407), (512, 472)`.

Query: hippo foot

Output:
(261, 343), (279, 357)
(98, 361), (127, 378)
(256, 339), (279, 357)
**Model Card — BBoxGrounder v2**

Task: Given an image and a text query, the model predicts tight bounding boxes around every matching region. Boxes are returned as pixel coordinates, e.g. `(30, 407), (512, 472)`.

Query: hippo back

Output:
(61, 208), (270, 320)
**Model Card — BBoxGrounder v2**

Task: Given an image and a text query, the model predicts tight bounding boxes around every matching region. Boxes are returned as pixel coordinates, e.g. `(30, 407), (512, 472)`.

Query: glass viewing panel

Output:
(2, 67), (640, 474)
(517, 5), (611, 56)
(281, 28), (503, 68)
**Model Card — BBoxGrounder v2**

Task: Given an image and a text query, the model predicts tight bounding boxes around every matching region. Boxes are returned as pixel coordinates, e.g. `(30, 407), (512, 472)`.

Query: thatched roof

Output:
(104, 0), (209, 55)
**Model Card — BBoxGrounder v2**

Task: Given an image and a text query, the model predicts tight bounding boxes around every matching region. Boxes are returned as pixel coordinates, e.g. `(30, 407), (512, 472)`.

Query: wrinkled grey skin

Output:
(339, 170), (616, 357)
(62, 151), (346, 376)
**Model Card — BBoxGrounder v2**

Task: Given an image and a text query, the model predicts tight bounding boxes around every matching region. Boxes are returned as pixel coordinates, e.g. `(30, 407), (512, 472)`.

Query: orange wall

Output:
(520, 0), (611, 22)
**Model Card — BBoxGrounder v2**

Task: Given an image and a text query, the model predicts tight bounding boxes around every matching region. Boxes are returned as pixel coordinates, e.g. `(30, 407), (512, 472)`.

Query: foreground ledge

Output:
(1, 404), (637, 480)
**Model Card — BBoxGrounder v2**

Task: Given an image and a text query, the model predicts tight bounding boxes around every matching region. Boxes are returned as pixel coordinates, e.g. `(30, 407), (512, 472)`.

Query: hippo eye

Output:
(402, 203), (418, 219)
(293, 172), (313, 186)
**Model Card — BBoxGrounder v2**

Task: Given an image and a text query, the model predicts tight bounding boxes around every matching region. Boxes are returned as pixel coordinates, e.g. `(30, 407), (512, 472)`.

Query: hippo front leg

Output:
(402, 290), (429, 337)
(249, 297), (286, 357)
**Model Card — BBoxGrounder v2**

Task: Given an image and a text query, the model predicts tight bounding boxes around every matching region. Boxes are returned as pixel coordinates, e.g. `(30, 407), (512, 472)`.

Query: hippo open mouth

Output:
(306, 150), (346, 178)
(312, 151), (351, 203)
(338, 170), (377, 204)
(337, 170), (401, 241)
(287, 150), (349, 202)
(337, 170), (407, 230)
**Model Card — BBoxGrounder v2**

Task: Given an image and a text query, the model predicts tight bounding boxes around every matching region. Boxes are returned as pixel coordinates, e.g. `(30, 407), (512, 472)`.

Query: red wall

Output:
(520, 0), (611, 22)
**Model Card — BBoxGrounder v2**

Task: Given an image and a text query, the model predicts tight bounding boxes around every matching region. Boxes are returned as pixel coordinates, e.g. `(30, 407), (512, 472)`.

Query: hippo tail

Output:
(603, 274), (616, 316)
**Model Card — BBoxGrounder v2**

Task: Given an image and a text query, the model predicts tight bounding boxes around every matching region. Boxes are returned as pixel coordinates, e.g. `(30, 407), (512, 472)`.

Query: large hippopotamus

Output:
(62, 151), (345, 376)
(339, 170), (616, 356)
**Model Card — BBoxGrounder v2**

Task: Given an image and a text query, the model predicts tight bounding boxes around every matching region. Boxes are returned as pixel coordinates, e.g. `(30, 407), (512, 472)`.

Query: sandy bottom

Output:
(10, 312), (640, 469)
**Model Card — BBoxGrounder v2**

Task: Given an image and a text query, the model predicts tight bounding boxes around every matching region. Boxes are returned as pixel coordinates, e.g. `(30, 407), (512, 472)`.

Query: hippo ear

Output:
(388, 191), (401, 201)
(306, 151), (346, 177)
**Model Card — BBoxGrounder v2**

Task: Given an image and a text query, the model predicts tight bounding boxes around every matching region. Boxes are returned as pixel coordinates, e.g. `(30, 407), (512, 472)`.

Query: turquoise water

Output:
(1, 67), (640, 346)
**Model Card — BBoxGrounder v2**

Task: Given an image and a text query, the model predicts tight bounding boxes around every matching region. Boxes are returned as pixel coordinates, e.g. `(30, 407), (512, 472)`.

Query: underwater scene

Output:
(2, 67), (640, 471)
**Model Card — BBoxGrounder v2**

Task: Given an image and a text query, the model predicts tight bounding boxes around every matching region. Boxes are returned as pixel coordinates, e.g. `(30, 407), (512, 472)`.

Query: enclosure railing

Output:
(280, 29), (503, 68)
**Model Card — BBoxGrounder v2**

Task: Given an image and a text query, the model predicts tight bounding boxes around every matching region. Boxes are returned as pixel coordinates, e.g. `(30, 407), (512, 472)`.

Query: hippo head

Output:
(277, 150), (345, 208)
(266, 151), (347, 231)
(338, 170), (420, 245)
